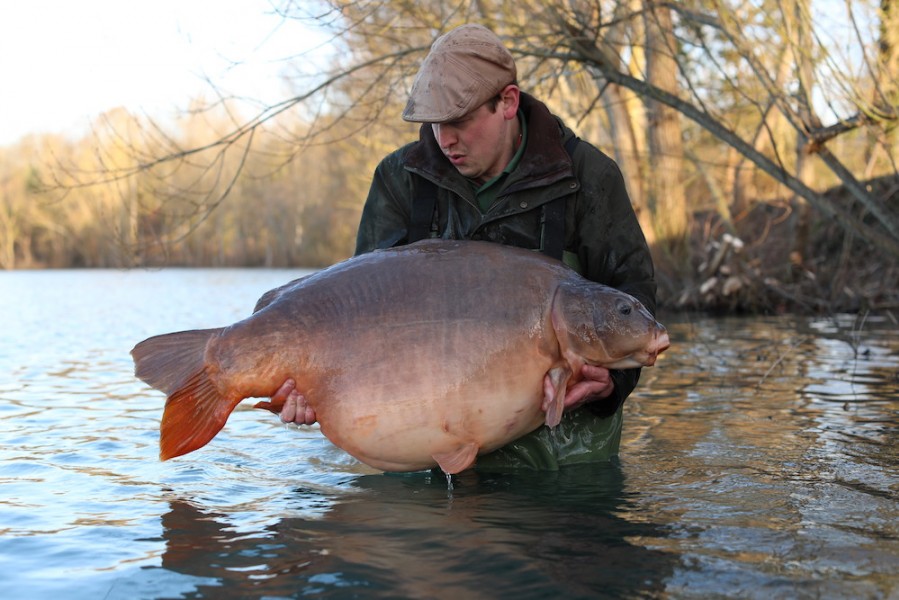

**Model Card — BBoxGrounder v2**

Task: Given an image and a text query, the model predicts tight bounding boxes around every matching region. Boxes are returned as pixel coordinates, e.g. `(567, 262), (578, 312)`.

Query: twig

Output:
(756, 336), (810, 390)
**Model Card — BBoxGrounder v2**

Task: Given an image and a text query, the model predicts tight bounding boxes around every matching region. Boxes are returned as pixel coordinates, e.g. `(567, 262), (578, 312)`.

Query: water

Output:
(1, 269), (898, 599)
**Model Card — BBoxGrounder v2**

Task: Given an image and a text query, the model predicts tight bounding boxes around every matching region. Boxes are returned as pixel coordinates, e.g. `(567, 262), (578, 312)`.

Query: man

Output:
(274, 24), (655, 469)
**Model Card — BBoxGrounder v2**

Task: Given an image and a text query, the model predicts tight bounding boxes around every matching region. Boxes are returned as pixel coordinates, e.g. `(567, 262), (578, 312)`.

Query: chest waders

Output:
(408, 137), (626, 470)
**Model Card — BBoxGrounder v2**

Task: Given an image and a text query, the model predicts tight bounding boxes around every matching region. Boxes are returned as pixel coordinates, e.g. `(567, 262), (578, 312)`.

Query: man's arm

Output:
(570, 146), (656, 415)
(355, 149), (415, 256)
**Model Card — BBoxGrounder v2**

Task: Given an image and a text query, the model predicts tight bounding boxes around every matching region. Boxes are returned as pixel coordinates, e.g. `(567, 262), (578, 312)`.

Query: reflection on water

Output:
(1, 270), (897, 599)
(155, 466), (674, 599)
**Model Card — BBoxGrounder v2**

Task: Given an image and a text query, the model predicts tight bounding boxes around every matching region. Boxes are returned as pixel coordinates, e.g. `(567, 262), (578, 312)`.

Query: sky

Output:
(0, 0), (330, 145)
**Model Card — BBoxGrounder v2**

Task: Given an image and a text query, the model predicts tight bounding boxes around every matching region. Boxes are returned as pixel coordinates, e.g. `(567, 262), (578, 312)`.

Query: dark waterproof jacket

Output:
(354, 93), (656, 415)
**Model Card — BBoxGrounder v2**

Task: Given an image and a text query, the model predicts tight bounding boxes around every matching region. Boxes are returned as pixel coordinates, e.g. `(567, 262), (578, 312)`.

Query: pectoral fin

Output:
(543, 367), (572, 428)
(432, 442), (478, 474)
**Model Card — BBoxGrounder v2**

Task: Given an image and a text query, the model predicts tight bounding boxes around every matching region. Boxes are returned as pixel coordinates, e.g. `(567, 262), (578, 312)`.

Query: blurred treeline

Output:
(0, 103), (392, 270)
(1, 0), (897, 313)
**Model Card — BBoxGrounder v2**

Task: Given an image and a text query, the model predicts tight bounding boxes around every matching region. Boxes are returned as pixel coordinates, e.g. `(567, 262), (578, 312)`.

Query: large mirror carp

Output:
(132, 240), (669, 473)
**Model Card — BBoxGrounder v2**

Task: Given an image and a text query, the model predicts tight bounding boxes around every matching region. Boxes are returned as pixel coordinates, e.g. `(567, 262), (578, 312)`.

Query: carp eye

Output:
(617, 300), (632, 316)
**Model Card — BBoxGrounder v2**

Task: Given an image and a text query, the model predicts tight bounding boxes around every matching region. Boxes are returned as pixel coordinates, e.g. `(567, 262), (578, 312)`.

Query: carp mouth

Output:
(641, 327), (671, 366)
(599, 326), (671, 369)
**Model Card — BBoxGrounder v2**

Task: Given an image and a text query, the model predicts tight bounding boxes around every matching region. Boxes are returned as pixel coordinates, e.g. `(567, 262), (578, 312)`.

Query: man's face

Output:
(431, 86), (519, 184)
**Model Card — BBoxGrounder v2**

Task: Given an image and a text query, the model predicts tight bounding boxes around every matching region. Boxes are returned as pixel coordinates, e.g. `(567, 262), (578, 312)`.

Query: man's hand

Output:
(271, 379), (317, 425)
(562, 365), (615, 412)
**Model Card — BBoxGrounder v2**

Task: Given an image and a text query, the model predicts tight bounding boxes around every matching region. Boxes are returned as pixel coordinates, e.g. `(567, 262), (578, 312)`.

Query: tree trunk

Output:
(643, 2), (689, 259)
(880, 0), (899, 152)
(787, 0), (815, 269)
(601, 84), (653, 244)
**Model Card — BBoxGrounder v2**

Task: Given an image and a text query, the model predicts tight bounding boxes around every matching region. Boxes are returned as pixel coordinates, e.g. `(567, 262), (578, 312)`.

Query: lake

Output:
(1, 268), (897, 599)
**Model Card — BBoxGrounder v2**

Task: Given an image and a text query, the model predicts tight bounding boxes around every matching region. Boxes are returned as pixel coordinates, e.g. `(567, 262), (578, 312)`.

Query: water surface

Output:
(1, 269), (897, 599)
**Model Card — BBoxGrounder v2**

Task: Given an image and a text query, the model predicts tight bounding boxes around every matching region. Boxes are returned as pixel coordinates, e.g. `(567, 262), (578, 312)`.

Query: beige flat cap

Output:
(402, 24), (517, 123)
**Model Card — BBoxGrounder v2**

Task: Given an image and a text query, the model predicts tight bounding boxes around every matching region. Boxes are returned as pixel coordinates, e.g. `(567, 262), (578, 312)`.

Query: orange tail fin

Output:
(131, 329), (242, 460)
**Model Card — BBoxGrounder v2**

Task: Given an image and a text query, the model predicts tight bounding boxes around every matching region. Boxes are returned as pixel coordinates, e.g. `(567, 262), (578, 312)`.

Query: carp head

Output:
(551, 279), (670, 370)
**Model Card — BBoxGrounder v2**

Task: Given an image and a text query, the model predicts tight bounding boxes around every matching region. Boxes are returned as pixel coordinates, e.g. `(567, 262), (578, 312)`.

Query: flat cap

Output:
(402, 24), (517, 123)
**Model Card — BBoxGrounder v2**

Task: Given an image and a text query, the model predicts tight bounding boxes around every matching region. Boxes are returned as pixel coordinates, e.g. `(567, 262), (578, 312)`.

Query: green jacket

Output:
(355, 92), (656, 418)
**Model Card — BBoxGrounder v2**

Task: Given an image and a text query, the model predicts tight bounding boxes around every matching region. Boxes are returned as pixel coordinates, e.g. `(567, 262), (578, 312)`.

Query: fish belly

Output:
(307, 331), (553, 472)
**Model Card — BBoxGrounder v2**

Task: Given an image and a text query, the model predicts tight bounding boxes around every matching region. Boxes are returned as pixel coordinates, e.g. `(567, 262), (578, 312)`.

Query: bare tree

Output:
(229, 0), (899, 259)
(548, 0), (898, 256)
(12, 0), (897, 293)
